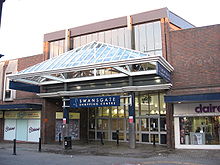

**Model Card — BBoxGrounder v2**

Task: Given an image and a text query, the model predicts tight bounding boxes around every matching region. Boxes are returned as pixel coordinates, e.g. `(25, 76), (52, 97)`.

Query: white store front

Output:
(4, 111), (41, 142)
(174, 102), (220, 149)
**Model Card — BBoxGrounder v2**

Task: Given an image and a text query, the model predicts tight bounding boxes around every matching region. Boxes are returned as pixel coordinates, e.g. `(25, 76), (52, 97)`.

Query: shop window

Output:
(4, 74), (15, 101)
(150, 118), (158, 131)
(150, 134), (159, 143)
(160, 117), (166, 132)
(160, 134), (167, 144)
(142, 134), (149, 142)
(141, 118), (149, 131)
(140, 95), (150, 116)
(179, 116), (220, 145)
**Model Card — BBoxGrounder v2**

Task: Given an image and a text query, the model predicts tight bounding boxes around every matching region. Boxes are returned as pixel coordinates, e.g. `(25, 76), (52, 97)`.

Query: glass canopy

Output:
(19, 41), (148, 74)
(8, 41), (173, 86)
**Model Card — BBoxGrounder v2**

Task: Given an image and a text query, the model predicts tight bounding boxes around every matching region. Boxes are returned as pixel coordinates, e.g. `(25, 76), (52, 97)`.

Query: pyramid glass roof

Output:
(19, 41), (149, 74)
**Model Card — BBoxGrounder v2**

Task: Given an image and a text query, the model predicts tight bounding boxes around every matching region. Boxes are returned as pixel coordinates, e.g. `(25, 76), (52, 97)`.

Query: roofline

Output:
(44, 8), (169, 42)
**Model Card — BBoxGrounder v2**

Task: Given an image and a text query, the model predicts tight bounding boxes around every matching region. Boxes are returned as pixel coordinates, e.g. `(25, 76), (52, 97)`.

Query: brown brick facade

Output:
(168, 24), (220, 96)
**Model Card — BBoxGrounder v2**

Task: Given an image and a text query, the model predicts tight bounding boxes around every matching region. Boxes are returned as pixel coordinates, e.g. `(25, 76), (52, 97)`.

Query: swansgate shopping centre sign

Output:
(70, 96), (120, 108)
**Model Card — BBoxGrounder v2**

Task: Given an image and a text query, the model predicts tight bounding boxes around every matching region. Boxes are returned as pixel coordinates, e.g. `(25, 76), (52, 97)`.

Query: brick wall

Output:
(168, 24), (220, 96)
(14, 54), (44, 100)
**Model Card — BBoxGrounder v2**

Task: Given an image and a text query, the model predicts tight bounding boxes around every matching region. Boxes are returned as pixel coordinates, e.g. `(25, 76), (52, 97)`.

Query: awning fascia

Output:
(37, 84), (172, 98)
(0, 103), (42, 110)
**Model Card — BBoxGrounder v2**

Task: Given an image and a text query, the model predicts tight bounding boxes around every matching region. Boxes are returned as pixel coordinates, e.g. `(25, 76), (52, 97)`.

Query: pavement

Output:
(0, 141), (220, 165)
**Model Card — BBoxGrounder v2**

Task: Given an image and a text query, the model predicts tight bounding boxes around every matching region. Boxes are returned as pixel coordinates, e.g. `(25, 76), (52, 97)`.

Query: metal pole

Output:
(100, 132), (104, 145)
(38, 138), (41, 152)
(153, 134), (156, 146)
(59, 133), (62, 145)
(116, 130), (119, 146)
(128, 92), (136, 149)
(13, 139), (16, 155)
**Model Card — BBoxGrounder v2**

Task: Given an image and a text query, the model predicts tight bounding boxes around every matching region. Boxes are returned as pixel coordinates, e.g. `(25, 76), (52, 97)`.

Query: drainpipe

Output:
(1, 60), (8, 103)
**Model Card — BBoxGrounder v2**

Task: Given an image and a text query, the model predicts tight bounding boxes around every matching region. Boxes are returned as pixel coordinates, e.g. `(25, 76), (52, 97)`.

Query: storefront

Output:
(86, 92), (167, 144)
(8, 41), (173, 146)
(55, 112), (80, 141)
(173, 102), (220, 149)
(4, 111), (41, 142)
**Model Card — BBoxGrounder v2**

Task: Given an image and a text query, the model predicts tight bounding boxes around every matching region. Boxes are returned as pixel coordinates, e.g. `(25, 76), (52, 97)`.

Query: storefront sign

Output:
(174, 102), (220, 116)
(70, 96), (120, 108)
(5, 111), (41, 119)
(195, 104), (220, 113)
(0, 111), (3, 118)
(56, 112), (80, 119)
(156, 63), (171, 82)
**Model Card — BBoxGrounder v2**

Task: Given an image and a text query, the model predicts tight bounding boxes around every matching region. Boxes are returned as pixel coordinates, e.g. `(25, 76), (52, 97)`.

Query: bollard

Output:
(153, 134), (156, 146)
(13, 139), (16, 155)
(38, 138), (41, 152)
(59, 133), (62, 145)
(116, 130), (119, 146)
(100, 132), (104, 145)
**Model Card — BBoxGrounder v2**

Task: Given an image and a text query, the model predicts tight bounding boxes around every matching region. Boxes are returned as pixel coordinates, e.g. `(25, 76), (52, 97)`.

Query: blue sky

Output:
(0, 0), (219, 60)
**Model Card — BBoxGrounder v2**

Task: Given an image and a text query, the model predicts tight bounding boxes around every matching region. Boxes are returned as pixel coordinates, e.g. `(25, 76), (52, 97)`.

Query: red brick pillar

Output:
(41, 98), (57, 144)
(166, 103), (175, 148)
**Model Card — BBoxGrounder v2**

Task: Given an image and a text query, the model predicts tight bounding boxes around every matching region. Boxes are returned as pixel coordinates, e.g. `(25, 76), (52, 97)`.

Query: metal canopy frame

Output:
(8, 41), (173, 86)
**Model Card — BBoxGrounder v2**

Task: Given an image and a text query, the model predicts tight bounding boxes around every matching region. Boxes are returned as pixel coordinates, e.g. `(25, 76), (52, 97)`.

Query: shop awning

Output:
(0, 104), (42, 110)
(7, 41), (173, 87)
(165, 93), (220, 103)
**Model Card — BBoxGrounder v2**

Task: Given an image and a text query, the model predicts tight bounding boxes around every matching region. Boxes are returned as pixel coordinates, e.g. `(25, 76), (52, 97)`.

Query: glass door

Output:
(16, 120), (28, 141)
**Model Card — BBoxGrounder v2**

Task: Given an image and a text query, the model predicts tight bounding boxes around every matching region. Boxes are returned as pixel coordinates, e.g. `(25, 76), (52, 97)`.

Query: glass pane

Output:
(134, 25), (140, 51)
(146, 22), (155, 51)
(160, 134), (167, 144)
(153, 21), (162, 50)
(179, 116), (220, 145)
(139, 24), (147, 52)
(141, 118), (149, 131)
(149, 93), (159, 115)
(118, 28), (125, 47)
(102, 119), (109, 130)
(97, 107), (102, 117)
(142, 134), (149, 142)
(160, 93), (166, 115)
(160, 117), (166, 132)
(89, 131), (95, 139)
(124, 28), (131, 49)
(112, 107), (118, 118)
(140, 95), (150, 116)
(150, 134), (159, 143)
(118, 119), (124, 131)
(104, 30), (112, 44)
(134, 95), (139, 117)
(103, 107), (110, 117)
(150, 118), (158, 131)
(111, 29), (118, 46)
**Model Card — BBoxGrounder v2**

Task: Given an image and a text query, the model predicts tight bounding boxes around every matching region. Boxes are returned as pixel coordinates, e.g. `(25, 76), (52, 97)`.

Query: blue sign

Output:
(70, 96), (120, 108)
(156, 62), (171, 82)
(9, 80), (40, 93)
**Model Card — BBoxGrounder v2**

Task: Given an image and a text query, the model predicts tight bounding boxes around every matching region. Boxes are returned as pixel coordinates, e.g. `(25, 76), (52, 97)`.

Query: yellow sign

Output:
(0, 111), (3, 118)
(56, 112), (80, 119)
(5, 111), (41, 119)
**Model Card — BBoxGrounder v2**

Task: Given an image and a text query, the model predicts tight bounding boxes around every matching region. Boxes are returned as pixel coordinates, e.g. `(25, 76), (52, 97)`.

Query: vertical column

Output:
(62, 97), (72, 149)
(128, 92), (135, 149)
(65, 29), (71, 52)
(127, 16), (135, 50)
(166, 103), (175, 148)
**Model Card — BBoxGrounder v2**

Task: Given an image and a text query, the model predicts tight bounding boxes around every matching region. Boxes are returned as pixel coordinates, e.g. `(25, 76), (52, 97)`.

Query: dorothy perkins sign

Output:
(70, 96), (120, 108)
